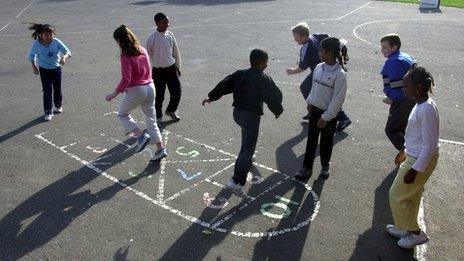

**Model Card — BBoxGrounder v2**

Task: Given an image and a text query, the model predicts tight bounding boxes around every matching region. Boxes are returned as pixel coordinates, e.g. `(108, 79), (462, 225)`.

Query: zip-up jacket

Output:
(208, 68), (284, 116)
(381, 50), (415, 102)
(306, 62), (347, 121)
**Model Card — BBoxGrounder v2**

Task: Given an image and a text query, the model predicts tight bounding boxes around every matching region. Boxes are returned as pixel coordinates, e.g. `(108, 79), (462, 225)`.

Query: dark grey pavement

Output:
(1, 0), (463, 260)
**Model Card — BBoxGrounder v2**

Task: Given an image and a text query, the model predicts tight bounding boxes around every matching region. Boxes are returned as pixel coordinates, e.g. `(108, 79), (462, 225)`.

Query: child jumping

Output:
(386, 65), (439, 249)
(380, 34), (416, 151)
(286, 22), (351, 131)
(202, 49), (283, 198)
(105, 25), (167, 162)
(144, 12), (182, 122)
(28, 23), (71, 121)
(294, 37), (348, 182)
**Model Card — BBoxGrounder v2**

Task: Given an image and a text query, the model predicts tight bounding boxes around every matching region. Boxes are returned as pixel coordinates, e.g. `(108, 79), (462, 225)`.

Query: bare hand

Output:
(105, 92), (117, 102)
(286, 68), (294, 75)
(307, 104), (313, 113)
(32, 66), (39, 75)
(403, 168), (418, 184)
(275, 114), (280, 119)
(60, 57), (66, 65)
(382, 97), (392, 105)
(395, 149), (406, 166)
(177, 68), (181, 77)
(201, 98), (211, 106)
(317, 118), (327, 129)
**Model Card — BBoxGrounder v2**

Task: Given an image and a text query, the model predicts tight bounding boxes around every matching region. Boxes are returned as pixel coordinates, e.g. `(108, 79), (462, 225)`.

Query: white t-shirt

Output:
(144, 30), (181, 69)
(405, 98), (440, 172)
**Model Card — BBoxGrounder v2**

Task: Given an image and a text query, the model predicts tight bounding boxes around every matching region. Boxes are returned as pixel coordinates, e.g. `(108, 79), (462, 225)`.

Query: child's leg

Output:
(303, 108), (322, 170)
(39, 68), (53, 114)
(117, 87), (144, 136)
(141, 84), (163, 149)
(389, 153), (439, 231)
(165, 65), (181, 113)
(51, 67), (62, 108)
(153, 67), (167, 117)
(319, 117), (338, 166)
(232, 108), (260, 186)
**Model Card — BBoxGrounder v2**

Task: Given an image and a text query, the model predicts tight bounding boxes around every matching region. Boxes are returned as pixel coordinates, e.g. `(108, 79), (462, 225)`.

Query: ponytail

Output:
(320, 37), (349, 71)
(28, 23), (55, 40)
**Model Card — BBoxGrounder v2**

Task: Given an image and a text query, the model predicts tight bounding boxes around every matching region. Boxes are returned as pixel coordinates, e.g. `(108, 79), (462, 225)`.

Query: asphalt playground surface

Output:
(1, 0), (463, 260)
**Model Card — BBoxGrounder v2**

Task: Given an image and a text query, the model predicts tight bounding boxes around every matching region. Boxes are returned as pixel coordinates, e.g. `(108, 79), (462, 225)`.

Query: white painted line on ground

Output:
(163, 158), (234, 164)
(415, 197), (427, 261)
(157, 131), (170, 202)
(35, 131), (322, 238)
(439, 139), (464, 146)
(0, 0), (35, 32)
(337, 2), (371, 20)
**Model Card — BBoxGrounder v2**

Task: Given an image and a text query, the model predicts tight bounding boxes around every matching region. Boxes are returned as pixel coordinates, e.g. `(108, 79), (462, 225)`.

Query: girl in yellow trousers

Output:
(386, 65), (439, 249)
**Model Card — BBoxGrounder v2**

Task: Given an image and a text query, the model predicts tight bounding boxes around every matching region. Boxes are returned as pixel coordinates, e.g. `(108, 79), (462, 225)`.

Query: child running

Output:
(28, 23), (71, 121)
(380, 34), (416, 151)
(387, 65), (439, 249)
(105, 25), (167, 162)
(144, 12), (182, 122)
(294, 37), (348, 182)
(286, 22), (351, 131)
(202, 49), (283, 198)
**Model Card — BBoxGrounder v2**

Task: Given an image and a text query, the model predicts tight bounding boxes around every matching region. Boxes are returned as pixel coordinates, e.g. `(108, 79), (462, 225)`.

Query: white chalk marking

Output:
(337, 2), (371, 20)
(86, 146), (108, 154)
(0, 0), (35, 32)
(203, 192), (229, 209)
(157, 131), (170, 202)
(416, 197), (427, 261)
(163, 158), (234, 164)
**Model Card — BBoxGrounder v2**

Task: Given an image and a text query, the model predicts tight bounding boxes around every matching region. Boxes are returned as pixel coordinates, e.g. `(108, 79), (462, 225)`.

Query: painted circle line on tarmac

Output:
(36, 130), (321, 238)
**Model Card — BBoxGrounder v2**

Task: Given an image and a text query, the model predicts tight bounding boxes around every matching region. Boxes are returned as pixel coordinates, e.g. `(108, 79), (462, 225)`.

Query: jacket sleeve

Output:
(208, 71), (238, 101)
(172, 34), (182, 69)
(386, 59), (408, 101)
(299, 41), (319, 71)
(321, 71), (347, 121)
(261, 76), (284, 116)
(28, 42), (37, 62)
(56, 38), (71, 56)
(116, 56), (132, 93)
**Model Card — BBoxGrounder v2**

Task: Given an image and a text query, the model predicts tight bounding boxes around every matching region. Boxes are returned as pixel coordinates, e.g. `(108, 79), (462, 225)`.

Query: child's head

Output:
(403, 65), (434, 99)
(319, 37), (349, 71)
(291, 22), (310, 45)
(29, 23), (55, 44)
(154, 12), (169, 32)
(380, 34), (401, 58)
(249, 49), (268, 70)
(113, 25), (142, 56)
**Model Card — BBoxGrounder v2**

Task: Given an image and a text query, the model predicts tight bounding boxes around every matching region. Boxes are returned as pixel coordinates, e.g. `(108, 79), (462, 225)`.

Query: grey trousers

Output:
(232, 108), (261, 186)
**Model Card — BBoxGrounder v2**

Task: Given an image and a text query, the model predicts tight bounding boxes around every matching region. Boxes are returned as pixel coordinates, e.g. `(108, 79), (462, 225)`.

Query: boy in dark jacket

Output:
(202, 49), (283, 198)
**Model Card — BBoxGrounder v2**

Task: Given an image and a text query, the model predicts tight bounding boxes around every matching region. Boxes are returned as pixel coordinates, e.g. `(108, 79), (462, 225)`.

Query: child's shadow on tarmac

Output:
(0, 138), (161, 260)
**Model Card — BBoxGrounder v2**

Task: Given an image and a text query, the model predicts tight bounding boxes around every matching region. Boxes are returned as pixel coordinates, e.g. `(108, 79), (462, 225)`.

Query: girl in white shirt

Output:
(387, 65), (439, 249)
(295, 37), (348, 182)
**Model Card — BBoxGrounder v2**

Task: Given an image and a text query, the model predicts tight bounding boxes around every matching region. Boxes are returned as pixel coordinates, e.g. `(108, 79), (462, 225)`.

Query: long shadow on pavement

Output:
(0, 138), (161, 260)
(349, 168), (414, 260)
(0, 116), (44, 144)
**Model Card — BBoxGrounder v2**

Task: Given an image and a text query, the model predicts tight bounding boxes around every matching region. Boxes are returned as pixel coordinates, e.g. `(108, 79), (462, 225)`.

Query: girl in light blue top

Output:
(28, 23), (71, 121)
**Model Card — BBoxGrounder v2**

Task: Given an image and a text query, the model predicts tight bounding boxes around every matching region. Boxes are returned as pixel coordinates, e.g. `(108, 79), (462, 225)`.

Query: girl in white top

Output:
(295, 37), (348, 182)
(387, 65), (439, 249)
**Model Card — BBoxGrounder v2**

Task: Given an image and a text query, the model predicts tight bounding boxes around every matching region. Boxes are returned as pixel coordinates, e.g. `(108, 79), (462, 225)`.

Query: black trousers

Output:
(39, 67), (62, 114)
(303, 107), (338, 170)
(152, 65), (181, 117)
(232, 108), (261, 186)
(385, 99), (416, 151)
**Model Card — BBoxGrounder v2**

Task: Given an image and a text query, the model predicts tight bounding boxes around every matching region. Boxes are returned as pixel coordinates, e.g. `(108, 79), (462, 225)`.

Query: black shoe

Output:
(302, 114), (310, 120)
(336, 118), (351, 131)
(165, 111), (180, 122)
(294, 167), (312, 183)
(320, 164), (330, 179)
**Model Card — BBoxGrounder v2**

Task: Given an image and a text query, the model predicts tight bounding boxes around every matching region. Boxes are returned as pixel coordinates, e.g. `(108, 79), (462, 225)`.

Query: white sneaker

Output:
(397, 231), (429, 249)
(135, 132), (151, 153)
(44, 114), (53, 121)
(150, 148), (168, 162)
(386, 224), (407, 238)
(226, 178), (247, 198)
(53, 106), (63, 114)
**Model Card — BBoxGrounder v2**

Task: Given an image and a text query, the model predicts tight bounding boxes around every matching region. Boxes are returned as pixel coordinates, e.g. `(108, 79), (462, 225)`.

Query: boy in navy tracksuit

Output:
(380, 34), (416, 151)
(287, 22), (351, 131)
(202, 49), (283, 198)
